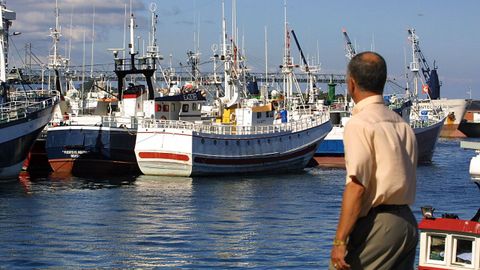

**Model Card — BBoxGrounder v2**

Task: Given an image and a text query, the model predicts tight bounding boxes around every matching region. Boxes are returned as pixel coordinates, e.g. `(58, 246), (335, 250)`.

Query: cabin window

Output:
(172, 104), (176, 112)
(155, 104), (161, 112)
(257, 112), (262, 119)
(453, 237), (474, 265)
(192, 103), (197, 111)
(182, 104), (189, 112)
(163, 104), (169, 112)
(427, 234), (446, 263)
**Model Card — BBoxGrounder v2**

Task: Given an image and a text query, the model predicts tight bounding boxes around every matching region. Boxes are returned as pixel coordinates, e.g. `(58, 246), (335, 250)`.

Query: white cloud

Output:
(6, 0), (149, 66)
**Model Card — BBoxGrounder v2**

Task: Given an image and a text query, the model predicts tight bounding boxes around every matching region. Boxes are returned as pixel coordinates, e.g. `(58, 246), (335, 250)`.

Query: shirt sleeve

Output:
(343, 119), (373, 188)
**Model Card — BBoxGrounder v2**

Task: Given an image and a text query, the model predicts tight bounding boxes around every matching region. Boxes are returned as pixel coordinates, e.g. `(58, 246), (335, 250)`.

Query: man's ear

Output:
(347, 76), (355, 96)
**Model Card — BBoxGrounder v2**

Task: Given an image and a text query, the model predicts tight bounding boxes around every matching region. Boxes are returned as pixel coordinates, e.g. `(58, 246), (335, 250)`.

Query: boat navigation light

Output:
(421, 205), (435, 219)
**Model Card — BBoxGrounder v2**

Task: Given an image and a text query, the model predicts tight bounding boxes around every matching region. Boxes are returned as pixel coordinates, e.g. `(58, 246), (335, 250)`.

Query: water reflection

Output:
(1, 139), (477, 268)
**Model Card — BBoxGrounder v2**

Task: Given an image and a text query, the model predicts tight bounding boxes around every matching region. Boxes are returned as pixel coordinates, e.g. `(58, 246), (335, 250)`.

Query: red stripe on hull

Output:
(49, 159), (140, 175)
(138, 152), (190, 161)
(123, 94), (142, 99)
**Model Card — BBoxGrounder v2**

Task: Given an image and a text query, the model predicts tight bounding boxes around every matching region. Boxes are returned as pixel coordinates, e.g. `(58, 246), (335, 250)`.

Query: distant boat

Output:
(134, 1), (332, 177)
(313, 96), (445, 167)
(419, 98), (468, 138)
(135, 103), (331, 176)
(405, 28), (468, 138)
(46, 11), (157, 176)
(313, 102), (350, 168)
(458, 100), (480, 138)
(411, 115), (446, 163)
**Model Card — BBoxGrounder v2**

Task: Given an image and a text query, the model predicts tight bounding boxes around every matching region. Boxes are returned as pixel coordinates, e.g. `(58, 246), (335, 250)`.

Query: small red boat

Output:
(418, 141), (480, 269)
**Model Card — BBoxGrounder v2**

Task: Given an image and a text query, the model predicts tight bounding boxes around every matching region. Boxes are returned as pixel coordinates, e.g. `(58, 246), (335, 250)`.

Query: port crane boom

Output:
(407, 28), (441, 99)
(342, 28), (356, 60)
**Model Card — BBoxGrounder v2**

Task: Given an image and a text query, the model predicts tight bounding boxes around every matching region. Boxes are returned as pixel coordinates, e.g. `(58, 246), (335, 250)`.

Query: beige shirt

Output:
(344, 95), (418, 217)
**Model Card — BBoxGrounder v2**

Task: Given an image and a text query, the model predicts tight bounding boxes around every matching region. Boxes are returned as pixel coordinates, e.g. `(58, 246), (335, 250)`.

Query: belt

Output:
(372, 204), (408, 213)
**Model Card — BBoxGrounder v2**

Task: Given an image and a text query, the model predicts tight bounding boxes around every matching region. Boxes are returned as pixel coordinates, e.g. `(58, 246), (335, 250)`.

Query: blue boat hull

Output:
(46, 126), (140, 175)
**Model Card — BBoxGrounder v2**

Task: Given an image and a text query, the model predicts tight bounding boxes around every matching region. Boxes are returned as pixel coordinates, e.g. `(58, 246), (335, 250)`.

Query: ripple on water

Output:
(0, 139), (478, 268)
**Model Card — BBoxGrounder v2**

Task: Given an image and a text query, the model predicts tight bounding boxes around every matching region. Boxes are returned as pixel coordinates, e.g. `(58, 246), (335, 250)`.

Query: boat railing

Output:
(410, 117), (444, 129)
(142, 112), (329, 136)
(0, 93), (58, 124)
(65, 115), (142, 129)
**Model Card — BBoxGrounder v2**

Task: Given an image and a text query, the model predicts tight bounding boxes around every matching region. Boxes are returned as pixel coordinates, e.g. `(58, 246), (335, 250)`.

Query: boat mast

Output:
(90, 4), (95, 78)
(50, 0), (61, 69)
(265, 26), (268, 85)
(48, 0), (67, 94)
(147, 2), (159, 80)
(281, 0), (293, 106)
(129, 7), (136, 56)
(408, 28), (420, 97)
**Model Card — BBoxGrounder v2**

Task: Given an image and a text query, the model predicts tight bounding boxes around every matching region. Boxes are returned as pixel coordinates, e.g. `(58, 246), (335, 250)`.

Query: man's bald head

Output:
(347, 51), (387, 95)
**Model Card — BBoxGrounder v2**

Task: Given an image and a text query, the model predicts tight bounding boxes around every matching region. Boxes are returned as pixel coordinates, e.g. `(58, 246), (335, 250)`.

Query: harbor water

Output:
(0, 139), (478, 269)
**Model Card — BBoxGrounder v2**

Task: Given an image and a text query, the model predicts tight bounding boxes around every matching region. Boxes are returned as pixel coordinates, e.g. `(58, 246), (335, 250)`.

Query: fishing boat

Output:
(22, 1), (72, 174)
(406, 28), (468, 138)
(0, 2), (57, 180)
(134, 1), (332, 177)
(417, 141), (480, 269)
(46, 11), (157, 176)
(313, 28), (445, 167)
(458, 100), (480, 138)
(313, 99), (350, 168)
(313, 95), (445, 167)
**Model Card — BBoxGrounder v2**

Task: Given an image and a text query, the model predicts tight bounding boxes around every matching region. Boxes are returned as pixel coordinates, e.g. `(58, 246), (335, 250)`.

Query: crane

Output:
(290, 29), (317, 103)
(342, 28), (356, 60)
(407, 28), (441, 99)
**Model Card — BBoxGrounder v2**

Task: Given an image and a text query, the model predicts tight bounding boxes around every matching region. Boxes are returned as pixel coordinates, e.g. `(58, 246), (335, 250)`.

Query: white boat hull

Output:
(135, 120), (332, 176)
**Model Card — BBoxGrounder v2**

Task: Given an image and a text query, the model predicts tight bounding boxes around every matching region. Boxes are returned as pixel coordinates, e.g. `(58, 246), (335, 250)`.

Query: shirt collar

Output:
(352, 95), (384, 115)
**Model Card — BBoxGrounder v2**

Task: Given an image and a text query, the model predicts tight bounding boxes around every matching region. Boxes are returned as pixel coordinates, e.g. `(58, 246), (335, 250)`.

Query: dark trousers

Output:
(330, 205), (418, 270)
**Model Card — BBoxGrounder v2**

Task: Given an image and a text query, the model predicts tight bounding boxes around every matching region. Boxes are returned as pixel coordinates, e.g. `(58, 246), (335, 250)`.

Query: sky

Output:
(5, 0), (480, 99)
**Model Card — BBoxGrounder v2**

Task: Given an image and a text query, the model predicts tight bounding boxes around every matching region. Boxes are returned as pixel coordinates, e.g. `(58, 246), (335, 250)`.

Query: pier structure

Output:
(9, 67), (347, 86)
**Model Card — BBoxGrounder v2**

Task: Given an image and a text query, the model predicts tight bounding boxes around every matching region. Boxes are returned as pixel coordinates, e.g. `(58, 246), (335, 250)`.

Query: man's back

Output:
(344, 95), (418, 217)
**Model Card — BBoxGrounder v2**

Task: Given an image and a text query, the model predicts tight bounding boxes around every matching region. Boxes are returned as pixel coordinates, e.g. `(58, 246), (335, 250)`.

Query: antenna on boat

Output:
(67, 5), (73, 69)
(122, 3), (127, 59)
(90, 4), (95, 78)
(49, 0), (62, 70)
(264, 25), (268, 91)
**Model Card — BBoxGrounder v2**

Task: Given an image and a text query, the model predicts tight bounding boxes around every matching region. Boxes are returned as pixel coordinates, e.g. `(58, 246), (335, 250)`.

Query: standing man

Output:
(330, 52), (418, 270)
